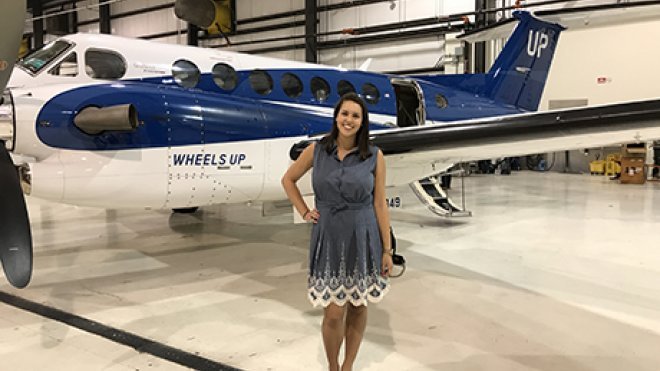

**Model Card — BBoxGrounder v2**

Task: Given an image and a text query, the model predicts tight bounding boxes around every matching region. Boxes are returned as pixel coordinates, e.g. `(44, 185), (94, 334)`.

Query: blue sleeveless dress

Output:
(308, 142), (389, 307)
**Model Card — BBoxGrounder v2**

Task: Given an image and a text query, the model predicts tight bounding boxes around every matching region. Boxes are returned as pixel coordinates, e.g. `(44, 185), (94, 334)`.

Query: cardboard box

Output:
(620, 157), (646, 184)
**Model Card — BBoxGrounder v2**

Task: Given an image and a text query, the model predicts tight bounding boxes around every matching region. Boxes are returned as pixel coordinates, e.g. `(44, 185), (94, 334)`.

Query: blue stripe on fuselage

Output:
(36, 81), (389, 150)
(36, 67), (521, 151)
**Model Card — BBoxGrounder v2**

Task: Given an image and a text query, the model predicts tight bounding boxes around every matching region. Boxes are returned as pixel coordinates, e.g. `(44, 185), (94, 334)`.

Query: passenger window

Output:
(281, 73), (303, 98)
(250, 70), (273, 95)
(436, 94), (448, 108)
(85, 49), (127, 80)
(212, 63), (238, 90)
(311, 77), (330, 102)
(171, 59), (200, 88)
(48, 52), (78, 77)
(337, 80), (355, 97)
(362, 83), (380, 104)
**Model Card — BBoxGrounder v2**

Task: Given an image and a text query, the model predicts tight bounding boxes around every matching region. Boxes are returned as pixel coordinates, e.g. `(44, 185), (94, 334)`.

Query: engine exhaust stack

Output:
(74, 104), (138, 135)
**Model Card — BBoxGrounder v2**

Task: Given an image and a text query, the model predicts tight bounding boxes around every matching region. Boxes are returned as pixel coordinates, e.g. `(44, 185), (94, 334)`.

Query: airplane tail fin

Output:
(481, 11), (565, 111)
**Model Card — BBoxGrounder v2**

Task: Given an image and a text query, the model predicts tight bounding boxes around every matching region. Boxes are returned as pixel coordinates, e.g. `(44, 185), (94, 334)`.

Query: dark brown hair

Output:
(320, 92), (372, 160)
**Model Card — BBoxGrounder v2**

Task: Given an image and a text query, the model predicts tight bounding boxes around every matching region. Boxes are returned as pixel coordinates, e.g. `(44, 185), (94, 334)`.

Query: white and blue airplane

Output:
(2, 7), (660, 288)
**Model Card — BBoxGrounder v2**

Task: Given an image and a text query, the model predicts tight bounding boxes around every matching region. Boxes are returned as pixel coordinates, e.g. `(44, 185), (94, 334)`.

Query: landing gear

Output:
(172, 207), (199, 214)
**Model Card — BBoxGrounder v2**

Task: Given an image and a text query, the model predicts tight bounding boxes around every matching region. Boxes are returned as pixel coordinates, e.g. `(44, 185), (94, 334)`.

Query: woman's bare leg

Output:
(323, 303), (346, 371)
(342, 304), (367, 371)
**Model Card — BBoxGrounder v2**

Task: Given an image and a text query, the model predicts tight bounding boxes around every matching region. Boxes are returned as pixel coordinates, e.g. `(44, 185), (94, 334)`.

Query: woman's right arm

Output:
(281, 142), (318, 222)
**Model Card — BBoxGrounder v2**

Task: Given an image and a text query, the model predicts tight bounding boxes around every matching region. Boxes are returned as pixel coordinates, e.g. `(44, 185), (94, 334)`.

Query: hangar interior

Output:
(3, 0), (660, 370)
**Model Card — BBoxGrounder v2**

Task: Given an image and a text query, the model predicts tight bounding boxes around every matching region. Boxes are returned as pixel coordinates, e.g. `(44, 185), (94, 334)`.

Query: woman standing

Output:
(282, 93), (393, 371)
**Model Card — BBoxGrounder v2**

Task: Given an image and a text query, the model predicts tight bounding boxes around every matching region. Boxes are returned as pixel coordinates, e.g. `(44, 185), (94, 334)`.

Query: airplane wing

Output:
(370, 99), (660, 185)
(0, 0), (31, 288)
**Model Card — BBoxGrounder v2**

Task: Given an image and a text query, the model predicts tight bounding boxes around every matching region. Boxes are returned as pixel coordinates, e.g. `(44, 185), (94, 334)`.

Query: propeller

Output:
(0, 0), (32, 288)
(0, 145), (32, 288)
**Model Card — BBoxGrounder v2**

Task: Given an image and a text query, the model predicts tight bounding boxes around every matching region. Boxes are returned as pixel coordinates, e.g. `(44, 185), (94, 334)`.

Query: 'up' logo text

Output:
(527, 30), (549, 58)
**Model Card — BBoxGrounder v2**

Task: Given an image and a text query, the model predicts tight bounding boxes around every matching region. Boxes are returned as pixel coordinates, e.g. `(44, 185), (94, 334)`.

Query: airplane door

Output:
(391, 78), (426, 127)
(164, 90), (218, 208)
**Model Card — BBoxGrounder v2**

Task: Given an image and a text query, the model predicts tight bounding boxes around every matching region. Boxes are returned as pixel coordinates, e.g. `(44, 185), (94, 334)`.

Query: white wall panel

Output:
(320, 37), (444, 71)
(112, 8), (182, 38)
(540, 17), (660, 109)
(320, 5), (358, 35)
(439, 0), (475, 17)
(112, 0), (173, 14)
(357, 38), (445, 71)
(236, 0), (304, 19)
(78, 23), (99, 34)
(525, 0), (652, 12)
(318, 0), (464, 71)
(261, 49), (306, 62)
(358, 2), (400, 27)
(76, 0), (100, 23)
(403, 0), (443, 20)
(227, 27), (304, 47)
(151, 34), (189, 46)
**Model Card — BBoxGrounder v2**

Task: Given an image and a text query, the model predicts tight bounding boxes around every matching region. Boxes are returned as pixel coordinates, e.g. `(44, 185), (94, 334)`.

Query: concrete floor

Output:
(1, 171), (660, 370)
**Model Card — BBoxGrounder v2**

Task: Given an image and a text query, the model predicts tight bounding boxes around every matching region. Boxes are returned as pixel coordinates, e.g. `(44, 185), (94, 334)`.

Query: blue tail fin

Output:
(483, 11), (565, 111)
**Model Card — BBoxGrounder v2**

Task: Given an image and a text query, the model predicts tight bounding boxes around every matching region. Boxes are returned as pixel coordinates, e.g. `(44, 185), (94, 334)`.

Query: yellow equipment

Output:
(18, 37), (30, 58)
(207, 0), (232, 35)
(589, 160), (605, 175)
(174, 0), (233, 34)
(605, 153), (621, 176)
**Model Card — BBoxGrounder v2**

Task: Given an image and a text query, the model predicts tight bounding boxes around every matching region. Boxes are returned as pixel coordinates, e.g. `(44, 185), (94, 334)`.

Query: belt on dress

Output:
(316, 200), (371, 214)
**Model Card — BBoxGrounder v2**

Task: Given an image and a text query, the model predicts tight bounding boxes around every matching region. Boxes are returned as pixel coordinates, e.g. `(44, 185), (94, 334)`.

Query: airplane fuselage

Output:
(5, 12), (567, 209)
(5, 33), (523, 209)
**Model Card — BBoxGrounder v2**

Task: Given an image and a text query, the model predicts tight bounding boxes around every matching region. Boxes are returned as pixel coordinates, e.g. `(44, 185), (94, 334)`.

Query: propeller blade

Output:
(0, 0), (26, 91)
(0, 144), (32, 288)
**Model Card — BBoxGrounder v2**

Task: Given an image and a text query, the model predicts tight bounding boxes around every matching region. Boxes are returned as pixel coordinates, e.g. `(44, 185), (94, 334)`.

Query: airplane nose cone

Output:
(0, 90), (15, 151)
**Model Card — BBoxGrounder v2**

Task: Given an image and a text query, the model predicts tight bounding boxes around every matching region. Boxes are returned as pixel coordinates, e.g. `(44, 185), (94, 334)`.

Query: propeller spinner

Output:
(0, 0), (32, 288)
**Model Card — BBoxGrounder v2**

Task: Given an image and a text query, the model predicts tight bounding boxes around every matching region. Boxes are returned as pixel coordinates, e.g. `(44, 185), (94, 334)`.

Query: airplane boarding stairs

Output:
(410, 171), (472, 218)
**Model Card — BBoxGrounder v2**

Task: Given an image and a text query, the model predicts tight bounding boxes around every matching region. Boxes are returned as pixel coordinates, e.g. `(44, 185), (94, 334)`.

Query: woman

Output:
(281, 93), (393, 371)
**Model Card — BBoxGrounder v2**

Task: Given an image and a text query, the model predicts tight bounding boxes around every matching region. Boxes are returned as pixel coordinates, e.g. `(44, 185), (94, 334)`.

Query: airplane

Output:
(2, 8), (660, 289)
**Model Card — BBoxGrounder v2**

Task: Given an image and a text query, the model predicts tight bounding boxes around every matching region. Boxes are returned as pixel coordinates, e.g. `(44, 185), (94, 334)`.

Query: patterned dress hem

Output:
(308, 283), (390, 307)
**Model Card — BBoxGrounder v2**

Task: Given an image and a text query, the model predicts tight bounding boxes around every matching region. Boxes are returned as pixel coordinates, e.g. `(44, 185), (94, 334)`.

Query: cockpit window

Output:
(85, 49), (127, 80)
(18, 40), (72, 74)
(48, 52), (78, 77)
